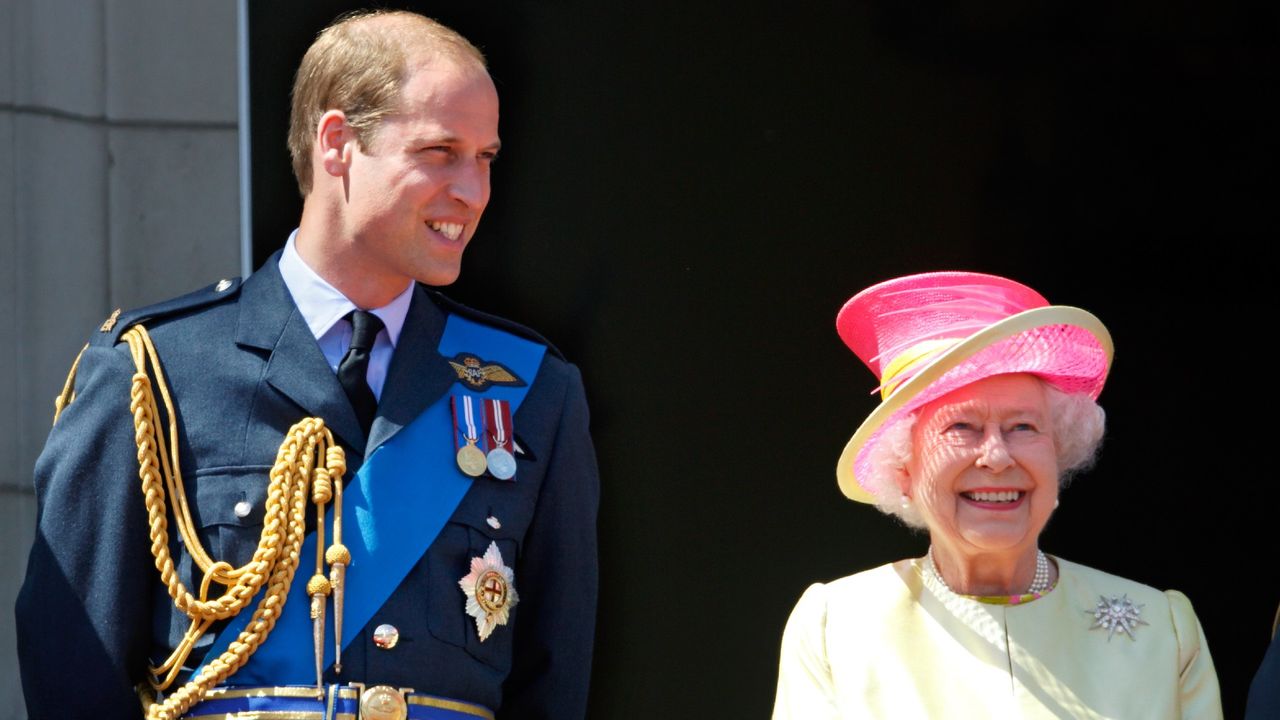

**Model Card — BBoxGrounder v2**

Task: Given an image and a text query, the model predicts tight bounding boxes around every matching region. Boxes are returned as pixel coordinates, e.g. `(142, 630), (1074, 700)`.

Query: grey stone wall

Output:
(0, 2), (240, 717)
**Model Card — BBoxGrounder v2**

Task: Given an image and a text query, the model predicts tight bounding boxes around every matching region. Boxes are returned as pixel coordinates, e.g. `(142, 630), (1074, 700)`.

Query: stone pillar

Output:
(0, 2), (240, 715)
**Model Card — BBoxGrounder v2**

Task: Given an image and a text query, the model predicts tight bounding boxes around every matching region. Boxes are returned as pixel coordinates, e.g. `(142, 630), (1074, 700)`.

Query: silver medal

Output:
(487, 447), (516, 480)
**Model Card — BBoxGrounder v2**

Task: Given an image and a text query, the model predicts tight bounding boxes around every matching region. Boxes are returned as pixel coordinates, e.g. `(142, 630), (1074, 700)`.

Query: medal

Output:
(458, 541), (519, 642)
(484, 398), (517, 481)
(450, 394), (488, 477)
(487, 449), (516, 480)
(456, 442), (488, 477)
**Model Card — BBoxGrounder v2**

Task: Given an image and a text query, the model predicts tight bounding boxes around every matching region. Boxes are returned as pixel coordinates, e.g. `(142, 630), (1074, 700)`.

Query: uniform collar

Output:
(278, 229), (413, 347)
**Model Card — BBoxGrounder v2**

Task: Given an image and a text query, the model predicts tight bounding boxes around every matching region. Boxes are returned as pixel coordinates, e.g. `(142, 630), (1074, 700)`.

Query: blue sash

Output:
(195, 314), (546, 683)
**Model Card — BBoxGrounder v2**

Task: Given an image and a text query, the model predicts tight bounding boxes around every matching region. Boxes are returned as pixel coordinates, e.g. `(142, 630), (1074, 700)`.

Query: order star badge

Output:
(1086, 594), (1149, 641)
(458, 542), (519, 642)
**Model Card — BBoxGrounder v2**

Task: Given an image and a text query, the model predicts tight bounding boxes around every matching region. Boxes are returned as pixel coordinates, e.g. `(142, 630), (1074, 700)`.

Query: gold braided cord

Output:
(52, 343), (88, 425)
(327, 454), (350, 673)
(120, 325), (345, 720)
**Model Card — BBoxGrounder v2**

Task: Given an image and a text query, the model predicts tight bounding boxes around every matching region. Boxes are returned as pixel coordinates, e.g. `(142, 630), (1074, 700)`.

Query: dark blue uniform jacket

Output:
(1246, 624), (1280, 719)
(15, 258), (600, 719)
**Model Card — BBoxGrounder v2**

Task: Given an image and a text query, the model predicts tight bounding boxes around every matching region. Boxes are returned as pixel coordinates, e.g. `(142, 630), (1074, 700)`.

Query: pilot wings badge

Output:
(448, 353), (526, 391)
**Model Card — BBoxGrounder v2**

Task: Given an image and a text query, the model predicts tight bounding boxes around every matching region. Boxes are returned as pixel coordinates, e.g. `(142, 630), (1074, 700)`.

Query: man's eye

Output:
(479, 151), (499, 163)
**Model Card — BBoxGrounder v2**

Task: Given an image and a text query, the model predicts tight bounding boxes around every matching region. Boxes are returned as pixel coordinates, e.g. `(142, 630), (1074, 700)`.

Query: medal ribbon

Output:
(451, 393), (486, 450)
(485, 398), (512, 452)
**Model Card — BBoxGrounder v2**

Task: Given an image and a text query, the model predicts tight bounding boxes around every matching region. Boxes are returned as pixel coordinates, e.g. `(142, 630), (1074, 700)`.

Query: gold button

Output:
(372, 623), (399, 649)
(215, 279), (232, 292)
(233, 500), (252, 518)
(359, 685), (407, 720)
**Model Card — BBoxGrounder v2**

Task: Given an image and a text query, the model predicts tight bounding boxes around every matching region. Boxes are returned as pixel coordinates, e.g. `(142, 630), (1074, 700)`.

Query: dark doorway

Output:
(250, 3), (1278, 716)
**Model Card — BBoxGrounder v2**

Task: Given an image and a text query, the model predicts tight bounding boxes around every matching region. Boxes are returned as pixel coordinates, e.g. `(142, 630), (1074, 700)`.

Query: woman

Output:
(773, 272), (1222, 719)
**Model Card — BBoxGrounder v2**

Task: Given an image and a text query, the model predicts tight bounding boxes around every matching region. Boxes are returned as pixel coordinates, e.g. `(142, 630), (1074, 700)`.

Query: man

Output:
(1245, 609), (1280, 719)
(16, 10), (598, 720)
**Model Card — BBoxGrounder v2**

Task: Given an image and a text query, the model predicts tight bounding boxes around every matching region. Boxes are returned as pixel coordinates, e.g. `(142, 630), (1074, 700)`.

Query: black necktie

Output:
(337, 310), (384, 436)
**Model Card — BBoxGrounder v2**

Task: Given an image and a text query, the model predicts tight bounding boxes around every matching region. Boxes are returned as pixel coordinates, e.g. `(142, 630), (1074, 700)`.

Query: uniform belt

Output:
(179, 684), (495, 720)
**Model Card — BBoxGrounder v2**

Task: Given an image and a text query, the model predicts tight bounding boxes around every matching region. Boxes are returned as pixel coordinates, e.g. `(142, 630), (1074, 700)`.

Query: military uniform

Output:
(1245, 611), (1280, 719)
(16, 255), (600, 719)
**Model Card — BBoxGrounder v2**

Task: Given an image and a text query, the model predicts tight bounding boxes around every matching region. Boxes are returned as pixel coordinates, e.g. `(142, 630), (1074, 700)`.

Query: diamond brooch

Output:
(1086, 594), (1149, 641)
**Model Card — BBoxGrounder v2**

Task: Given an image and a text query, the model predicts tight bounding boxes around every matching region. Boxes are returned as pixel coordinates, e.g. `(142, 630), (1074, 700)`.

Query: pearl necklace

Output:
(926, 547), (1052, 597)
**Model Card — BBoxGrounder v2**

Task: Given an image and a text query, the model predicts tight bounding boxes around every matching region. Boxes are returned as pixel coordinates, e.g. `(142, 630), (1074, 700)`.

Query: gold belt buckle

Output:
(356, 684), (412, 720)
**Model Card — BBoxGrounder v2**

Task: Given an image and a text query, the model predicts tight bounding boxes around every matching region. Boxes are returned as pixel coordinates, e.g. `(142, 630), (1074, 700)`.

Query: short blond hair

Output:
(287, 10), (486, 196)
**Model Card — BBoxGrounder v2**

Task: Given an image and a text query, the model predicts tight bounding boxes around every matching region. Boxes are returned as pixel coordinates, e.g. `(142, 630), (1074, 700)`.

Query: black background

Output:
(251, 3), (1278, 717)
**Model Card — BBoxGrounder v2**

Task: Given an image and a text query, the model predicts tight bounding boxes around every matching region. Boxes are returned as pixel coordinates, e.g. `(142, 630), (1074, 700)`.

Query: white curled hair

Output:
(860, 382), (1106, 529)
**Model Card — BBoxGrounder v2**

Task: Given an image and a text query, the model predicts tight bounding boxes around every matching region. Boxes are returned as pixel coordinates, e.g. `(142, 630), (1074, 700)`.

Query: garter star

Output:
(459, 542), (519, 642)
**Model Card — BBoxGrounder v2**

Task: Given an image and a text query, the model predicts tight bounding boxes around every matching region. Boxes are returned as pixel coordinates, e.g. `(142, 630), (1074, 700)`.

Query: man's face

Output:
(343, 58), (500, 288)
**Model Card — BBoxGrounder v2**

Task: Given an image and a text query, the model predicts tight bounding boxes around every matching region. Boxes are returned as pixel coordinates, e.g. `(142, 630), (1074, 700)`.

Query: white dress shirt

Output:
(277, 230), (414, 400)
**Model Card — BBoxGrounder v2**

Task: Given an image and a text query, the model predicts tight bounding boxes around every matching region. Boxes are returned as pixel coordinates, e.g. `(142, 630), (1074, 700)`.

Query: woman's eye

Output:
(945, 422), (975, 433)
(1010, 422), (1037, 433)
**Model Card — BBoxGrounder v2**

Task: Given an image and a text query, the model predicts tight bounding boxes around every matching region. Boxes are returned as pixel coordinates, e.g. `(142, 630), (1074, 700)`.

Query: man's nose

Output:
(449, 163), (489, 208)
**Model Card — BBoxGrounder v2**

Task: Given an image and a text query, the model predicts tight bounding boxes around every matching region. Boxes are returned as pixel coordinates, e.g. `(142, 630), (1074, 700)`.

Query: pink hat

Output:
(835, 271), (1113, 503)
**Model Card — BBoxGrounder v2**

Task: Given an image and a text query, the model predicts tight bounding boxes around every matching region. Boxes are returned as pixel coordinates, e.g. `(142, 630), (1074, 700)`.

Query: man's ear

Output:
(317, 110), (355, 178)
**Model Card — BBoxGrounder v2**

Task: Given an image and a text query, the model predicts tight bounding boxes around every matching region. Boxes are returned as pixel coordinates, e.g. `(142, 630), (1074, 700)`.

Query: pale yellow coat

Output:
(773, 557), (1221, 719)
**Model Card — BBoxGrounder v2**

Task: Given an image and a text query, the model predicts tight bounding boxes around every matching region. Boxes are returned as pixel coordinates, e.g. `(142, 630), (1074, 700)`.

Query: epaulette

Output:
(91, 276), (244, 346)
(422, 285), (566, 361)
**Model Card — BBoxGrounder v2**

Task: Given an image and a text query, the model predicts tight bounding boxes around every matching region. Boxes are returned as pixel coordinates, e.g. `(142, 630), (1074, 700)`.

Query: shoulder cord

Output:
(53, 326), (351, 719)
(52, 343), (88, 426)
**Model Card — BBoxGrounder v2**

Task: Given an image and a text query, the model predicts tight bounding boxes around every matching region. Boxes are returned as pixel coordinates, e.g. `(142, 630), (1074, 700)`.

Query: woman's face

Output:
(901, 373), (1059, 558)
